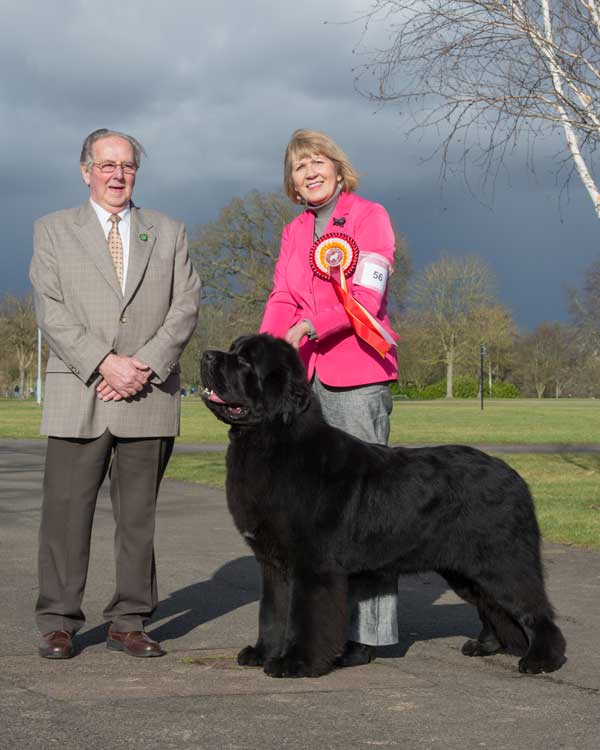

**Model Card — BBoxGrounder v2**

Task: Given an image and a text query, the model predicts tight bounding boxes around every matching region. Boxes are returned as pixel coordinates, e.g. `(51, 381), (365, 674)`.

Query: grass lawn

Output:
(4, 397), (599, 548)
(3, 397), (600, 445)
(183, 397), (600, 446)
(164, 451), (600, 550)
(387, 398), (600, 446)
(503, 453), (600, 549)
(0, 400), (46, 439)
(166, 451), (227, 488)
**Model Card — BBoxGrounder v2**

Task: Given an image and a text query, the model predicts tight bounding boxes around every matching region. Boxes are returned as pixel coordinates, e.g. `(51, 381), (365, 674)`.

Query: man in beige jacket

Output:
(30, 128), (201, 659)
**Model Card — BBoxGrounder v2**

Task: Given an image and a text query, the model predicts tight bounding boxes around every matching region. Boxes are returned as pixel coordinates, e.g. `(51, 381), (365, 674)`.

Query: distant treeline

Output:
(3, 191), (599, 399)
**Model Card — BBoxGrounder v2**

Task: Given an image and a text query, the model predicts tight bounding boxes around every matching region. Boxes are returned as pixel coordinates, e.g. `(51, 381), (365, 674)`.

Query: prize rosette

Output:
(309, 233), (359, 281)
(309, 232), (398, 358)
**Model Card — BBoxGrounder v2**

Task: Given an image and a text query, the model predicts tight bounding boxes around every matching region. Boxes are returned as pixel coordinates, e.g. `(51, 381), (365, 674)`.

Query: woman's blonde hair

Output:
(283, 129), (359, 203)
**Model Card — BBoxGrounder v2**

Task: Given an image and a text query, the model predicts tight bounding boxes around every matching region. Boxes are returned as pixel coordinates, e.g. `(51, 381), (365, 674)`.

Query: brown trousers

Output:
(36, 431), (174, 635)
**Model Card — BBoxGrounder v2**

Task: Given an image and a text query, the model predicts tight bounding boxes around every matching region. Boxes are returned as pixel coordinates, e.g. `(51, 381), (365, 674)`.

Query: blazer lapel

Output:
(73, 202), (122, 299)
(297, 209), (315, 256)
(123, 207), (156, 305)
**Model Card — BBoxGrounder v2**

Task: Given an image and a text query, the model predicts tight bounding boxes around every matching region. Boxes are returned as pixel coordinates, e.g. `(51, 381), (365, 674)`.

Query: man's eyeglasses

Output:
(93, 161), (138, 175)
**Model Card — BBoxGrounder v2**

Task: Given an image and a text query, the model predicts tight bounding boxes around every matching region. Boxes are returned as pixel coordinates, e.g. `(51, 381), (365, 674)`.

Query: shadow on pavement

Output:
(380, 573), (479, 658)
(75, 561), (480, 658)
(75, 556), (260, 651)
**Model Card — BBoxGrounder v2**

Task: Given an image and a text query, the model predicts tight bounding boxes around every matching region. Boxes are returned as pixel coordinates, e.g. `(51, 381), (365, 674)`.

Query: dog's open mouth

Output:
(202, 387), (249, 418)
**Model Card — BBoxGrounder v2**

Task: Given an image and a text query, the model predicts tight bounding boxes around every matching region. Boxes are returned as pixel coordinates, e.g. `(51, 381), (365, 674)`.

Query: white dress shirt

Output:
(90, 199), (131, 292)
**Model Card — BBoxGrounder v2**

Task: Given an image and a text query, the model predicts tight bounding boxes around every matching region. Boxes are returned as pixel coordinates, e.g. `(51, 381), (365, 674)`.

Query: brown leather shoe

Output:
(39, 630), (75, 659)
(106, 628), (166, 658)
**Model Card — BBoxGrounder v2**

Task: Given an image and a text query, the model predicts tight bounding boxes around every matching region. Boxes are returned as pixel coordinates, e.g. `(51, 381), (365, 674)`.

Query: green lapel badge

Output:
(139, 233), (148, 241)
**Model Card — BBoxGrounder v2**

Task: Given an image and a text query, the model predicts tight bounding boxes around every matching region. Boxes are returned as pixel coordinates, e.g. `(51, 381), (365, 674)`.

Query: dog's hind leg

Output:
(238, 561), (288, 667)
(481, 573), (566, 673)
(438, 570), (505, 656)
(457, 568), (566, 674)
(461, 607), (506, 657)
(516, 613), (567, 674)
(263, 572), (348, 678)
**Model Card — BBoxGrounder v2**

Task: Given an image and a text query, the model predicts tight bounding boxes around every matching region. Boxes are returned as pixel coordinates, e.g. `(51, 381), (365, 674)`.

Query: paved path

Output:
(7, 439), (600, 455)
(1, 439), (599, 750)
(176, 442), (600, 454)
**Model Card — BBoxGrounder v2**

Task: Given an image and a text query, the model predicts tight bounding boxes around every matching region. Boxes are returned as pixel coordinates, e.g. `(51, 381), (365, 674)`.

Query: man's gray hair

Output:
(80, 128), (146, 169)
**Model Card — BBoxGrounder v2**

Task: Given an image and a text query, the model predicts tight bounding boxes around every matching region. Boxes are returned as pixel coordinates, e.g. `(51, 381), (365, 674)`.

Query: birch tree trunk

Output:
(358, 0), (600, 216)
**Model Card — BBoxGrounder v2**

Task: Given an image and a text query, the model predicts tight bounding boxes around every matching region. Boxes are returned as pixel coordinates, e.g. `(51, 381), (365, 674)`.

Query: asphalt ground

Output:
(1, 439), (599, 750)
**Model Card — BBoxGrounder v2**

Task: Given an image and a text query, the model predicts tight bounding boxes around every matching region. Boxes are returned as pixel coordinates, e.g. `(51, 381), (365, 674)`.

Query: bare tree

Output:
(409, 255), (495, 397)
(514, 321), (577, 396)
(190, 191), (299, 333)
(357, 0), (600, 215)
(395, 311), (446, 388)
(569, 350), (600, 395)
(463, 304), (517, 392)
(569, 256), (600, 352)
(387, 227), (413, 320)
(514, 334), (551, 397)
(546, 322), (579, 397)
(0, 294), (38, 397)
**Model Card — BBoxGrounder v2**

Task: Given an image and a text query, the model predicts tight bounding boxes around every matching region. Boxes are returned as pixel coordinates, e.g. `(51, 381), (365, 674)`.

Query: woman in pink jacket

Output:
(260, 129), (400, 666)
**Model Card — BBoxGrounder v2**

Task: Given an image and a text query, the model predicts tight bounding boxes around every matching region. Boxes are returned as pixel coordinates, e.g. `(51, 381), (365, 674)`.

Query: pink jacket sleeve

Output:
(259, 224), (300, 337)
(311, 202), (395, 340)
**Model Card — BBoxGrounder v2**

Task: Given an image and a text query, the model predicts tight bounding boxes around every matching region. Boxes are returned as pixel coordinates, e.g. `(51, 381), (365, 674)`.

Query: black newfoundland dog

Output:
(201, 334), (566, 678)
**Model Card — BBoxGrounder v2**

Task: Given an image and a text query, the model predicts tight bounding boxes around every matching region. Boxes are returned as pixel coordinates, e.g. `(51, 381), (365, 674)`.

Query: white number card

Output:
(353, 252), (391, 294)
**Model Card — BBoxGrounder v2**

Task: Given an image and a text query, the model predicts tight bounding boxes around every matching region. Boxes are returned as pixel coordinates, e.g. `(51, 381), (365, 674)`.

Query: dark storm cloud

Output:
(1, 0), (598, 330)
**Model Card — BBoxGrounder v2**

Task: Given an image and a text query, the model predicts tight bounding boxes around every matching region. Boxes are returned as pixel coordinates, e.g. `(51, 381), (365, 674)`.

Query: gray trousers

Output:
(312, 375), (398, 646)
(36, 431), (174, 635)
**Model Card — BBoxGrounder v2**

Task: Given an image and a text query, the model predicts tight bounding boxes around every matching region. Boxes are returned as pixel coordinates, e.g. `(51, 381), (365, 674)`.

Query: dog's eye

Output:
(237, 355), (251, 369)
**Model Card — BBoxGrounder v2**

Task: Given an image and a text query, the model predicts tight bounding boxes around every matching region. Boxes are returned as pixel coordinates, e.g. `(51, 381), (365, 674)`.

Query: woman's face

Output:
(292, 152), (339, 205)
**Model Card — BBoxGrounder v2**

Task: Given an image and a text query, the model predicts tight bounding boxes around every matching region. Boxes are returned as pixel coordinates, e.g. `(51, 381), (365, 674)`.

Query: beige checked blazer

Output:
(30, 201), (201, 438)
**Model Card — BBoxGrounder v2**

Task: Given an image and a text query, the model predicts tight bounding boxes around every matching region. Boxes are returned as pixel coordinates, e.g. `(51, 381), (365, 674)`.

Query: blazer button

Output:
(120, 315), (127, 323)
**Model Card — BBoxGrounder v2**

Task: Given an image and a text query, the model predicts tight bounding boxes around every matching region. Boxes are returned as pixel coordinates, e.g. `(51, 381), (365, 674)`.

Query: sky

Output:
(1, 0), (598, 331)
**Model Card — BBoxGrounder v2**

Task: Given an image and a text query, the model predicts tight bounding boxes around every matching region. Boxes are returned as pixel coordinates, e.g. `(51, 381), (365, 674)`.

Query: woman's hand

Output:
(285, 321), (311, 350)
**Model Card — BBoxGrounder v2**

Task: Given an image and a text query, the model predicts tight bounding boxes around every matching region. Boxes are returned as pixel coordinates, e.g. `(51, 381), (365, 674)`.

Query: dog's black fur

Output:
(201, 334), (566, 678)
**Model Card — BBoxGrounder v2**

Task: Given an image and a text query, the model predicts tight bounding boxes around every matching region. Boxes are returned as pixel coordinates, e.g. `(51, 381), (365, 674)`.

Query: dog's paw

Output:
(518, 653), (566, 675)
(263, 655), (325, 678)
(264, 656), (306, 678)
(237, 645), (264, 667)
(334, 641), (374, 667)
(461, 638), (504, 657)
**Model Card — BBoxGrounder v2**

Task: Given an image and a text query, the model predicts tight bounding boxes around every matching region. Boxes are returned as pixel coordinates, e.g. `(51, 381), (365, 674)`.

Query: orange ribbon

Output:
(329, 266), (398, 358)
(309, 232), (398, 358)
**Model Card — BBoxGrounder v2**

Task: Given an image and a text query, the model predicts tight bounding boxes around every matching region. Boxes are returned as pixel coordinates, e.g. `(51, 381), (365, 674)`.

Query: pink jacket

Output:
(260, 191), (398, 387)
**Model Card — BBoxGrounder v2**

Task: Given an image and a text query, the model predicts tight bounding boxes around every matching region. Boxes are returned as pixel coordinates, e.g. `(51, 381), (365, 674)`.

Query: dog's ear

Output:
(262, 365), (311, 424)
(256, 336), (312, 424)
(282, 378), (311, 424)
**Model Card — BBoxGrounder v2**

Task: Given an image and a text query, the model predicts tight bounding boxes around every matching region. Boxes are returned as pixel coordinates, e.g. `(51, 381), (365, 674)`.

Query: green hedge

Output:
(453, 377), (478, 398)
(392, 378), (519, 399)
(490, 381), (519, 398)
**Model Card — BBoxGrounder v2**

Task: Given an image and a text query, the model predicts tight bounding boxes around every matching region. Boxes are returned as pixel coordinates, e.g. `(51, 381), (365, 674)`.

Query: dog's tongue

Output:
(208, 390), (226, 404)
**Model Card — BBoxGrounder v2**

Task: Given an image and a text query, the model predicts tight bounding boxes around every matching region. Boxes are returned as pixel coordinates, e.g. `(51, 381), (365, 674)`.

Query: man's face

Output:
(80, 135), (137, 213)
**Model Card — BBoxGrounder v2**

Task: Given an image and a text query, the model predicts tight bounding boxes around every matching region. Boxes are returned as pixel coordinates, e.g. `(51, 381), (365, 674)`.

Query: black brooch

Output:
(333, 217), (346, 226)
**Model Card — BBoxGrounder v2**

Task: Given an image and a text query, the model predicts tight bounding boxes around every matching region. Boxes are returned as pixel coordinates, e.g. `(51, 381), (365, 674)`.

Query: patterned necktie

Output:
(108, 214), (123, 287)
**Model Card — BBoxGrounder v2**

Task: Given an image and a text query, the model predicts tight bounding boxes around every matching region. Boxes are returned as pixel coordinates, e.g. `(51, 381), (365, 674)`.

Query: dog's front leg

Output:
(238, 561), (288, 667)
(264, 571), (348, 678)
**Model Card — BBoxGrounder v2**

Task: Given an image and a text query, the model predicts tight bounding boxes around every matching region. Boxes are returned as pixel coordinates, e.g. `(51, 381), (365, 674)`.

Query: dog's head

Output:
(200, 334), (312, 427)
